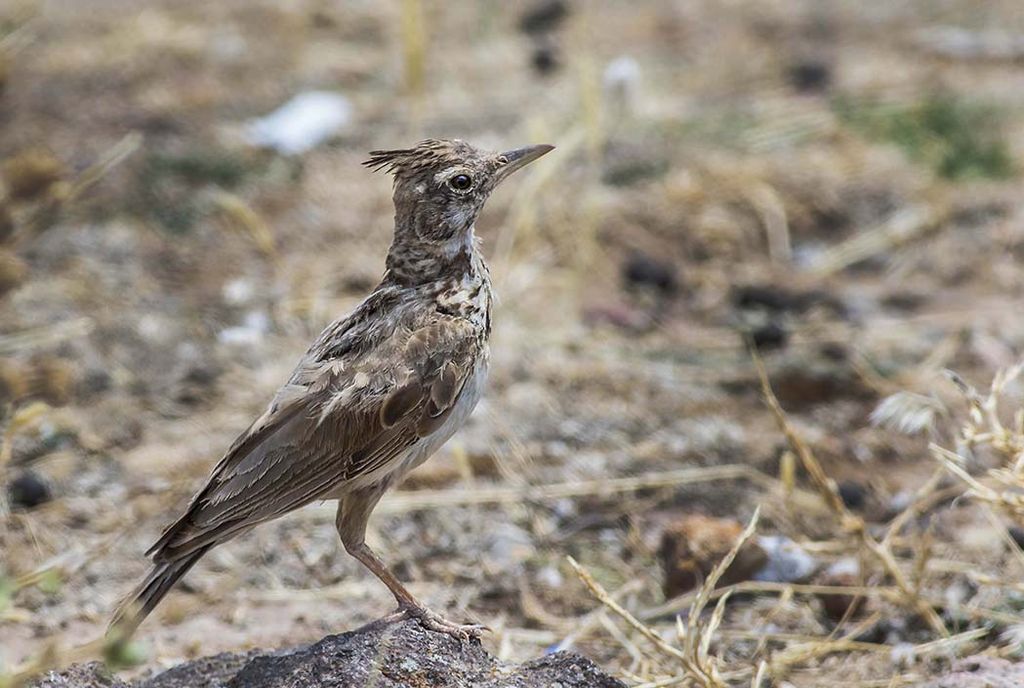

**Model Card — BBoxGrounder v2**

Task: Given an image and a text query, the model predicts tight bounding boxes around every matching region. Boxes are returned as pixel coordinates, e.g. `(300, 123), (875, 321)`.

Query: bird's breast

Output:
(435, 273), (492, 333)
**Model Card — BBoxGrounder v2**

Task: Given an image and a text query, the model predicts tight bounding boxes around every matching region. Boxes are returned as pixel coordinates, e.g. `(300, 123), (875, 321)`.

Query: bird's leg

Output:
(336, 492), (486, 641)
(346, 542), (487, 640)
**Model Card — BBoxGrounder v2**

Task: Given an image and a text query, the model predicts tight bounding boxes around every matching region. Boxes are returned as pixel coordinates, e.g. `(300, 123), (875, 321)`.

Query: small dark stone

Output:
(732, 284), (802, 312)
(786, 59), (831, 93)
(530, 43), (560, 75)
(731, 284), (846, 318)
(838, 480), (867, 510)
(9, 470), (52, 510)
(78, 368), (112, 398)
(519, 0), (569, 35)
(819, 342), (847, 362)
(817, 574), (866, 621)
(750, 322), (788, 351)
(622, 252), (678, 296)
(882, 291), (929, 312)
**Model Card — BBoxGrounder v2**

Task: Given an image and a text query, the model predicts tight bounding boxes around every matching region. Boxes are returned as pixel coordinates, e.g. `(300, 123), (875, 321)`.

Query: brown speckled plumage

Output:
(112, 139), (553, 640)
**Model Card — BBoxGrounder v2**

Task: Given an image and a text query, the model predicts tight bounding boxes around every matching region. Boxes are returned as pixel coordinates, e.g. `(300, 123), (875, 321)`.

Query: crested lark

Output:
(113, 139), (553, 640)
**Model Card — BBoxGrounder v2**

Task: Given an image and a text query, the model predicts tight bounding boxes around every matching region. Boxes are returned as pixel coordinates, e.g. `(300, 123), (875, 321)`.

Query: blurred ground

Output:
(3, 0), (1024, 686)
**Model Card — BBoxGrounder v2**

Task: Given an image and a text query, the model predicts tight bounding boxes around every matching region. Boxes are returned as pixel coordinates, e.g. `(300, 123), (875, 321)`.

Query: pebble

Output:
(815, 557), (865, 621)
(786, 59), (832, 93)
(8, 470), (52, 510)
(621, 252), (678, 296)
(519, 0), (569, 35)
(750, 321), (788, 351)
(837, 480), (868, 510)
(753, 535), (818, 583)
(531, 43), (560, 75)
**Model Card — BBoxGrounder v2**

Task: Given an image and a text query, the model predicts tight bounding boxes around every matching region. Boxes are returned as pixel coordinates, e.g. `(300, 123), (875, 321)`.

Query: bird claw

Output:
(392, 604), (488, 641)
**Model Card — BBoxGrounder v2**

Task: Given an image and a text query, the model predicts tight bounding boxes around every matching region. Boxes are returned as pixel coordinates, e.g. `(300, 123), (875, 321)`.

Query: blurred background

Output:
(3, 0), (1024, 685)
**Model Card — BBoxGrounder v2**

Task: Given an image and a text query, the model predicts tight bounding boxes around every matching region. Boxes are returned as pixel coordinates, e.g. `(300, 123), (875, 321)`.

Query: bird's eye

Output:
(449, 174), (473, 191)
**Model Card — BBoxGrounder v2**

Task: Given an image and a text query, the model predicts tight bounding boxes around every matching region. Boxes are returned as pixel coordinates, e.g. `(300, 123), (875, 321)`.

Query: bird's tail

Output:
(108, 546), (211, 638)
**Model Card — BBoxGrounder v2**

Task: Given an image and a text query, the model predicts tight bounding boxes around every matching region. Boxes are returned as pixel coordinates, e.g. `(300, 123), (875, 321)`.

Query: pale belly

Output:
(344, 356), (489, 492)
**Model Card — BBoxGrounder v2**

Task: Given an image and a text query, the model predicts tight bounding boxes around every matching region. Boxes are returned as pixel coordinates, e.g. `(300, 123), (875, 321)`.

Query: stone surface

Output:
(31, 619), (624, 688)
(918, 655), (1024, 688)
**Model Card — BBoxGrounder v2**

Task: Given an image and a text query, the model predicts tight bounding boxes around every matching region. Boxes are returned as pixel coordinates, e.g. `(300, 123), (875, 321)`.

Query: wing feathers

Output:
(380, 382), (423, 428)
(148, 316), (480, 563)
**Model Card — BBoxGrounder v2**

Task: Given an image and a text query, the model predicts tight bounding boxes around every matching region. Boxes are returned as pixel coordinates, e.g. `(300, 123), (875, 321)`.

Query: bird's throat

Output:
(384, 226), (479, 287)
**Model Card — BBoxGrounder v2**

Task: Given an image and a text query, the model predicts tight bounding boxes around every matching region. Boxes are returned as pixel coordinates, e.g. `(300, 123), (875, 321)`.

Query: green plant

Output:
(837, 94), (1015, 180)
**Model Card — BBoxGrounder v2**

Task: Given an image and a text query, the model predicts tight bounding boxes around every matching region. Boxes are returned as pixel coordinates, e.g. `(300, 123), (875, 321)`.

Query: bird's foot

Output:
(389, 604), (488, 642)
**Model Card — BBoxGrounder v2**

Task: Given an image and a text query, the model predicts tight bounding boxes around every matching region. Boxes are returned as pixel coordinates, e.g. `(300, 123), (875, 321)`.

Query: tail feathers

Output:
(108, 546), (211, 638)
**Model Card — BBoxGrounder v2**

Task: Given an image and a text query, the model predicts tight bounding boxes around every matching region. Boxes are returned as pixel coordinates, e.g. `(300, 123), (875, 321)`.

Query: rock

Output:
(33, 663), (129, 688)
(621, 252), (678, 296)
(731, 284), (845, 317)
(837, 480), (868, 510)
(518, 0), (569, 35)
(749, 321), (788, 352)
(785, 59), (831, 94)
(658, 514), (768, 597)
(78, 368), (113, 399)
(32, 619), (624, 688)
(753, 535), (818, 584)
(8, 469), (53, 510)
(530, 42), (560, 75)
(917, 655), (1024, 687)
(143, 651), (261, 688)
(1009, 526), (1024, 550)
(815, 557), (865, 621)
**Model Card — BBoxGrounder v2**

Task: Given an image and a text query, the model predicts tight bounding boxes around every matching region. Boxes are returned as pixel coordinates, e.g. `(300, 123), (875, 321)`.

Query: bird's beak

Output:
(494, 144), (554, 184)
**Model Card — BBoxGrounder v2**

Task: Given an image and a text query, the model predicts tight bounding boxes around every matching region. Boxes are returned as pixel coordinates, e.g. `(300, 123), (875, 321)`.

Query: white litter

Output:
(218, 310), (271, 347)
(244, 91), (352, 155)
(603, 55), (641, 115)
(753, 535), (818, 583)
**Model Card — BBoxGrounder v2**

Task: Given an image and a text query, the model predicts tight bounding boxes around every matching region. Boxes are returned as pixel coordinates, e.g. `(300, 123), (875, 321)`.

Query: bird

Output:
(111, 138), (554, 640)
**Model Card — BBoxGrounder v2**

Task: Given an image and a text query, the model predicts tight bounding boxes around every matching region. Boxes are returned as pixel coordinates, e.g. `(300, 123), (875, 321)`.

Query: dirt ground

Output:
(3, 1), (1024, 686)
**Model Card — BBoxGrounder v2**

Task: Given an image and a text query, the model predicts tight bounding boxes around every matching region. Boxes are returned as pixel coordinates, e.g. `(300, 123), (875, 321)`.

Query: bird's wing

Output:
(147, 315), (481, 562)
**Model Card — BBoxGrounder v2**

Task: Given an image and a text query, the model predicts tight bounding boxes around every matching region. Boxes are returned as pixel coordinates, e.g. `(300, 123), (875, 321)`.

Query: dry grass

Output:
(562, 358), (1024, 686)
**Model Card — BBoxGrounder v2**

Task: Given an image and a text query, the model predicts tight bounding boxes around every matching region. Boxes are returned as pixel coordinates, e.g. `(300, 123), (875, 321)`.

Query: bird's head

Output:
(364, 139), (553, 279)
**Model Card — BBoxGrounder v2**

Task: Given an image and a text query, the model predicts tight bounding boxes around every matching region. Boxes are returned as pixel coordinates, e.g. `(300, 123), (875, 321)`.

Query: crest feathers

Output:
(362, 139), (468, 175)
(363, 148), (416, 173)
